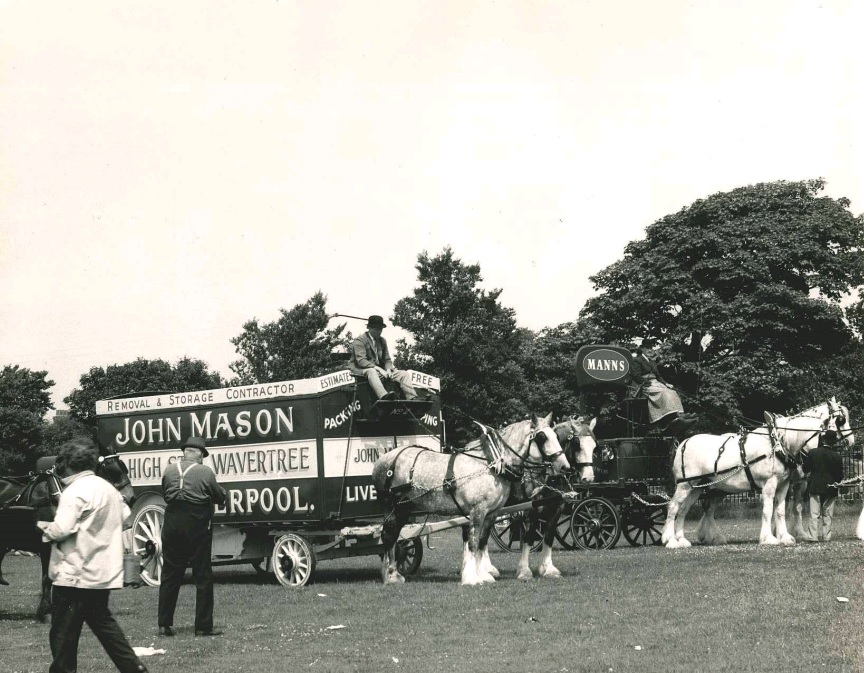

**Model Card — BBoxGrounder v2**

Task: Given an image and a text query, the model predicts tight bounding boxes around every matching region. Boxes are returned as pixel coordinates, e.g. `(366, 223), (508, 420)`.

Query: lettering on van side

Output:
(114, 407), (295, 447)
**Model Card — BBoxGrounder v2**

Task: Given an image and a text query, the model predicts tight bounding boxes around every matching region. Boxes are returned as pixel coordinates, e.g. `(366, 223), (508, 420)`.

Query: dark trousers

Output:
(49, 585), (146, 673)
(157, 502), (214, 632)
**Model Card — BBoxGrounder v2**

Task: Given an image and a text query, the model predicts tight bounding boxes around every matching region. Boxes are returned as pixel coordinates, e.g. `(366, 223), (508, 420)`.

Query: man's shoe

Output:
(158, 626), (174, 637)
(195, 630), (223, 637)
(381, 392), (397, 401)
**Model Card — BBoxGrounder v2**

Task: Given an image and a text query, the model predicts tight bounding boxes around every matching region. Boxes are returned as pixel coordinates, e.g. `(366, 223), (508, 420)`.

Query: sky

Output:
(1, 0), (862, 409)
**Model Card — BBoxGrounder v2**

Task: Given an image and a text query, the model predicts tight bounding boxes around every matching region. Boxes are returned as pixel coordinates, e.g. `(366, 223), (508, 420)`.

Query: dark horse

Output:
(511, 417), (597, 580)
(0, 450), (136, 621)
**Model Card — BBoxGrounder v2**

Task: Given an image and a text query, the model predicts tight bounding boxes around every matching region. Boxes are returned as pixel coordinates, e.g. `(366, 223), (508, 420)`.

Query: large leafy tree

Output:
(229, 292), (350, 385)
(0, 366), (54, 473)
(66, 357), (224, 425)
(581, 179), (864, 423)
(393, 248), (530, 445)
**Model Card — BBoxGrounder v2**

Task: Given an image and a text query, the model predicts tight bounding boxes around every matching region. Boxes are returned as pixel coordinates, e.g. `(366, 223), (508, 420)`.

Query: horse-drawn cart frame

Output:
(95, 370), (444, 588)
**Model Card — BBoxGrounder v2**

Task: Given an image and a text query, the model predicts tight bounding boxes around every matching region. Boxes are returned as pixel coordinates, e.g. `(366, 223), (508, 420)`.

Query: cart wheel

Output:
(490, 510), (543, 552)
(271, 533), (316, 587)
(553, 502), (577, 550)
(131, 502), (165, 587)
(570, 497), (621, 550)
(621, 494), (667, 547)
(395, 538), (423, 575)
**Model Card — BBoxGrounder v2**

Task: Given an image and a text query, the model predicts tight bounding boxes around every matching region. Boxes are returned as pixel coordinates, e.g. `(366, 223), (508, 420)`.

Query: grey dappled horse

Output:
(373, 413), (569, 585)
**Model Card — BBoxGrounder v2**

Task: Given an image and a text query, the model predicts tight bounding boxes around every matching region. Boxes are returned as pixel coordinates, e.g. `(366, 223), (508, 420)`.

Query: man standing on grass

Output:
(803, 441), (844, 542)
(37, 438), (148, 673)
(158, 436), (226, 637)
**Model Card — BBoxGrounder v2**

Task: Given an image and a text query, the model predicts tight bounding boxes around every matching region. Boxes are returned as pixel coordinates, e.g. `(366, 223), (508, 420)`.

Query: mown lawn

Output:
(2, 506), (863, 673)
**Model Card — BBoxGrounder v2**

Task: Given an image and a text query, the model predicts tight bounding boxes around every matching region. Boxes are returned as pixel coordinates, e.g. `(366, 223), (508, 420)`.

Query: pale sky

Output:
(1, 0), (862, 409)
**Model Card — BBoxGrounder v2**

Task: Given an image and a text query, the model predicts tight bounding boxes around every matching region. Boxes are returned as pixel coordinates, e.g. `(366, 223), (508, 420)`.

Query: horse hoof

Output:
(486, 566), (500, 578)
(0, 578), (8, 587)
(780, 535), (796, 546)
(479, 573), (496, 584)
(760, 536), (780, 546)
(516, 571), (533, 581)
(537, 566), (562, 579)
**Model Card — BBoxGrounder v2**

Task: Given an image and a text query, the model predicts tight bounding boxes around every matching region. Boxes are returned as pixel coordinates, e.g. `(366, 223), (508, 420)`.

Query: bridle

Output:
(555, 420), (595, 471)
(98, 452), (134, 500)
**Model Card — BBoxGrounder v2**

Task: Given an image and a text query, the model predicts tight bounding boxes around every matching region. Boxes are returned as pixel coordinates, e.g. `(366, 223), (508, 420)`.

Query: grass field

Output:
(2, 506), (863, 673)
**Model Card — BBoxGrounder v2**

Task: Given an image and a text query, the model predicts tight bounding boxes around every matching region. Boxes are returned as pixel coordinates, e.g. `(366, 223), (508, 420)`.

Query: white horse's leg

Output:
(663, 483), (696, 548)
(380, 514), (406, 584)
(475, 514), (497, 584)
(535, 542), (561, 578)
(460, 517), (485, 586)
(773, 479), (795, 546)
(698, 494), (727, 545)
(477, 547), (500, 578)
(759, 478), (780, 545)
(516, 541), (533, 581)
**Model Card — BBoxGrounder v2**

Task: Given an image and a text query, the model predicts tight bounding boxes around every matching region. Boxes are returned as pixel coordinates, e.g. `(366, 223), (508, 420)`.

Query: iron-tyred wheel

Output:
(570, 497), (621, 550)
(490, 510), (543, 552)
(271, 533), (316, 587)
(395, 537), (423, 575)
(621, 494), (667, 547)
(131, 502), (165, 586)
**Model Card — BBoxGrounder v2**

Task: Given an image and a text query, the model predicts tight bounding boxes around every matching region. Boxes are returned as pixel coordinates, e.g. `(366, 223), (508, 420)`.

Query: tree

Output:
(229, 292), (350, 385)
(581, 179), (864, 423)
(66, 357), (225, 425)
(0, 365), (54, 417)
(393, 248), (531, 445)
(0, 366), (54, 473)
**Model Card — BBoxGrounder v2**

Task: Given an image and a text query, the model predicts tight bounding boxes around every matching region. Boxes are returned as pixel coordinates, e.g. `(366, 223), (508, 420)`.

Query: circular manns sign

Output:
(580, 348), (630, 382)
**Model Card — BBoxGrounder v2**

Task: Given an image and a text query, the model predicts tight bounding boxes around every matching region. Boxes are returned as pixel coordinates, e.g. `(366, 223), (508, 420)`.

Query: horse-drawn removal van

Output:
(95, 370), (442, 587)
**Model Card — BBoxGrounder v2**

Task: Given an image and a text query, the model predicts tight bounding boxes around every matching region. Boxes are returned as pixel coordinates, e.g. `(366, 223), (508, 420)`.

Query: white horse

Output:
(373, 413), (569, 585)
(662, 398), (853, 548)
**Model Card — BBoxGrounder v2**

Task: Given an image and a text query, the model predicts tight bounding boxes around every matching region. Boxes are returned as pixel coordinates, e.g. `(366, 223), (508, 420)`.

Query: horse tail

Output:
(666, 438), (686, 497)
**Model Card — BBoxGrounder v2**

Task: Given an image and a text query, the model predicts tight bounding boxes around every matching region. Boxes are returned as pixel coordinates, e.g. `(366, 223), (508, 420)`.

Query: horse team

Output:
(0, 398), (857, 612)
(374, 396), (855, 585)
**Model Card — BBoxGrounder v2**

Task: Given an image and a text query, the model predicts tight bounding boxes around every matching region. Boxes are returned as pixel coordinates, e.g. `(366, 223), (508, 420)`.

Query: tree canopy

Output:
(0, 366), (55, 473)
(229, 292), (350, 385)
(66, 357), (225, 425)
(580, 179), (864, 422)
(393, 248), (530, 445)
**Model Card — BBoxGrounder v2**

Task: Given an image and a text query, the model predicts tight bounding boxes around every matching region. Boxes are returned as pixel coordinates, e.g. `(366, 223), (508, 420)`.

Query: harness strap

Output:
(383, 445), (418, 493)
(713, 440), (727, 475)
(738, 435), (759, 491)
(443, 452), (468, 517)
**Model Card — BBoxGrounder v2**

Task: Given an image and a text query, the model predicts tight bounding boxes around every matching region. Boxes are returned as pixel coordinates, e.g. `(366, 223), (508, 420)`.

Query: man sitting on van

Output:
(348, 315), (418, 401)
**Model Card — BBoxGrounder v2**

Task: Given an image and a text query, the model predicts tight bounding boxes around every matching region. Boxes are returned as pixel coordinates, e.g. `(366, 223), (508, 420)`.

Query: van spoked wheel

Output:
(131, 503), (165, 587)
(395, 538), (423, 576)
(621, 494), (667, 546)
(569, 497), (621, 550)
(271, 533), (317, 587)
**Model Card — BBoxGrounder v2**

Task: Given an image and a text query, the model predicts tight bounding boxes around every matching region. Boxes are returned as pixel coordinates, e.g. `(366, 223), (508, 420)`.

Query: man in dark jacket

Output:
(157, 436), (226, 636)
(803, 443), (844, 542)
(347, 315), (418, 401)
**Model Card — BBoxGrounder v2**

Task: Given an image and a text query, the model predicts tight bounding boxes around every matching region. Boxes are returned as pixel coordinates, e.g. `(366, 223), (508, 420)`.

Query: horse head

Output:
(772, 398), (855, 456)
(96, 447), (136, 506)
(554, 416), (597, 483)
(825, 397), (855, 448)
(527, 412), (570, 476)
